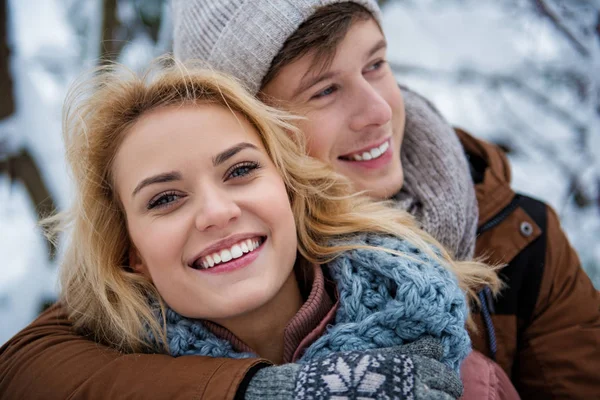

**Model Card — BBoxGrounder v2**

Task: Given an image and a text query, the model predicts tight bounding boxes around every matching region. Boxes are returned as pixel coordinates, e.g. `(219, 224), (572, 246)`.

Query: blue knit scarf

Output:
(159, 234), (471, 373)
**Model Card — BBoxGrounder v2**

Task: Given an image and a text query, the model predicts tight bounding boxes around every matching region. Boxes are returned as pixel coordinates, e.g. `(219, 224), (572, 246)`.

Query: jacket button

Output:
(520, 221), (533, 237)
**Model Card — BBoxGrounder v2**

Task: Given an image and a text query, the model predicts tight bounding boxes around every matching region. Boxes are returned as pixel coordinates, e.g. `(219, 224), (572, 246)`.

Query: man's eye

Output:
(147, 192), (181, 210)
(365, 60), (386, 72)
(311, 85), (338, 100)
(225, 161), (261, 180)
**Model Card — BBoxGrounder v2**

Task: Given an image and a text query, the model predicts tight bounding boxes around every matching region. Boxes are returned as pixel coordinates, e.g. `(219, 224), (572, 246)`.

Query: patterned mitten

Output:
(244, 336), (463, 400)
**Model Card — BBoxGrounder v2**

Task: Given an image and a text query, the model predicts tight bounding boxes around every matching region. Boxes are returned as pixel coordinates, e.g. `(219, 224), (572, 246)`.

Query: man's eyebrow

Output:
(212, 142), (259, 166)
(366, 39), (387, 60)
(132, 171), (182, 198)
(293, 71), (339, 98)
(292, 40), (387, 98)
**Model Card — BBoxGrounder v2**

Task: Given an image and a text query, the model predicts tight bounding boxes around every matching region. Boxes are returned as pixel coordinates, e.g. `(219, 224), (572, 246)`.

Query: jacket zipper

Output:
(477, 194), (520, 235)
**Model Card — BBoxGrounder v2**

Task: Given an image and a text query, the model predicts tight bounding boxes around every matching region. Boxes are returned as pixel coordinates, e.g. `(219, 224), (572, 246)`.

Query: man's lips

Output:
(339, 138), (391, 162)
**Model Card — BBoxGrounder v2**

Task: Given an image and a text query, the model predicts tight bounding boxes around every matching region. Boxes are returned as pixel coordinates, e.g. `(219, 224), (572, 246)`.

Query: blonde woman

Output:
(19, 61), (503, 399)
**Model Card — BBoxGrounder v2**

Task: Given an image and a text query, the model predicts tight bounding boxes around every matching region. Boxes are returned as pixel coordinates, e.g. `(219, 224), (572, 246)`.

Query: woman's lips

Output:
(192, 237), (265, 274)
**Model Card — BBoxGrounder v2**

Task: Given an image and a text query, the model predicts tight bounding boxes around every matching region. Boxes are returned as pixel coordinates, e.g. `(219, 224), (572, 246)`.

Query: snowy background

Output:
(1, 0), (599, 345)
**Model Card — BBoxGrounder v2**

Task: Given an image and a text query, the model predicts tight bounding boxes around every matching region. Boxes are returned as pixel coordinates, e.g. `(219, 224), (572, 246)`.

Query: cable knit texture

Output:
(158, 234), (470, 373)
(172, 0), (382, 94)
(394, 86), (479, 261)
(302, 234), (470, 372)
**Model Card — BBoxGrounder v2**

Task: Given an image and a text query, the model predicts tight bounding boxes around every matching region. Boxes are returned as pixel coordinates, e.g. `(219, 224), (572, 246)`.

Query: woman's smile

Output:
(190, 235), (266, 274)
(113, 103), (298, 322)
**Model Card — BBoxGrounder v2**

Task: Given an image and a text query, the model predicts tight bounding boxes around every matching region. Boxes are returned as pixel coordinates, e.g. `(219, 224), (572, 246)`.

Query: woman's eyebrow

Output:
(132, 171), (182, 198)
(212, 142), (258, 166)
(131, 142), (258, 198)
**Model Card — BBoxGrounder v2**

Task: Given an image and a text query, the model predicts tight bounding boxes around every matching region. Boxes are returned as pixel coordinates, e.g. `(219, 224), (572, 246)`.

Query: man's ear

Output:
(129, 246), (149, 277)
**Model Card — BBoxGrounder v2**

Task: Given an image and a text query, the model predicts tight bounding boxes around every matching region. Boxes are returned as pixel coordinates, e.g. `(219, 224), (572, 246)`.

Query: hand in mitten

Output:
(242, 336), (463, 400)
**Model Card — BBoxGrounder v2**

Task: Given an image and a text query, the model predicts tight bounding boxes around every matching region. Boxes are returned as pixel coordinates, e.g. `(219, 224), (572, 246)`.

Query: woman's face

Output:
(112, 104), (298, 322)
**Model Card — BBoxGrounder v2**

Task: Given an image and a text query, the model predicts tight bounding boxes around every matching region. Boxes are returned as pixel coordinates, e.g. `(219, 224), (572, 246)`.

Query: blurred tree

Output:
(100, 0), (121, 61)
(0, 0), (14, 120)
(0, 0), (57, 261)
(98, 0), (166, 63)
(386, 0), (600, 213)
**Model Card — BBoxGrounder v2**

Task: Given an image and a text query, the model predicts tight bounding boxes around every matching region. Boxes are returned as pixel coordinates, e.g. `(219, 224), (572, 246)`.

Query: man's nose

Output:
(349, 81), (392, 132)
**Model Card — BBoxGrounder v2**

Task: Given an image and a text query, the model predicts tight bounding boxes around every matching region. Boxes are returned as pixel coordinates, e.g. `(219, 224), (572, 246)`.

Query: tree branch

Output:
(0, 149), (58, 260)
(390, 62), (587, 135)
(530, 0), (590, 57)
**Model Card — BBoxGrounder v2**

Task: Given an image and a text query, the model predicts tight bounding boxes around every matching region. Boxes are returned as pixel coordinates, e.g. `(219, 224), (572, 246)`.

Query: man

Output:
(174, 2), (600, 396)
(1, 1), (598, 399)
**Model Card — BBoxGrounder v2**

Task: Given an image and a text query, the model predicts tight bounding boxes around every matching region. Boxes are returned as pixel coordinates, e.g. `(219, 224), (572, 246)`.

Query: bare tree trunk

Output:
(0, 0), (14, 120)
(0, 150), (58, 260)
(100, 0), (122, 62)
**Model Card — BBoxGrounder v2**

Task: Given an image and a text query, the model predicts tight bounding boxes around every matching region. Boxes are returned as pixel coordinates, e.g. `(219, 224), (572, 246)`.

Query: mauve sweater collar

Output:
(202, 264), (337, 363)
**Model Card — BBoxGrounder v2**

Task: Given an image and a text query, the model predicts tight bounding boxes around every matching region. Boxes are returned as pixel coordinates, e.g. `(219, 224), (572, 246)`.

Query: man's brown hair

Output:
(260, 3), (374, 90)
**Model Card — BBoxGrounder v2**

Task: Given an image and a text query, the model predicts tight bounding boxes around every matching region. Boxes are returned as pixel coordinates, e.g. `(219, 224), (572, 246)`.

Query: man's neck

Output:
(214, 271), (303, 364)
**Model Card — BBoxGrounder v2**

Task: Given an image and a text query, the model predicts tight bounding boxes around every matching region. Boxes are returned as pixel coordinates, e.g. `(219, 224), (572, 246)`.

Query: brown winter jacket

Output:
(1, 131), (599, 399)
(457, 129), (600, 399)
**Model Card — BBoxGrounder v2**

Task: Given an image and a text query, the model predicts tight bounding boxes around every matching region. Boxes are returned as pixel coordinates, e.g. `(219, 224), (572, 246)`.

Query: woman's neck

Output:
(214, 271), (303, 364)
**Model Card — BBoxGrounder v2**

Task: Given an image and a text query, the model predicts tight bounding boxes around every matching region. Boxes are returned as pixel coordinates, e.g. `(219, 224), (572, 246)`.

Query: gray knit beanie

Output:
(172, 0), (382, 94)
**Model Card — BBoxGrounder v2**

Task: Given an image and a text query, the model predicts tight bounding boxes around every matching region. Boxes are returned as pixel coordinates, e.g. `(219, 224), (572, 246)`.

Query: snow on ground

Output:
(1, 0), (598, 345)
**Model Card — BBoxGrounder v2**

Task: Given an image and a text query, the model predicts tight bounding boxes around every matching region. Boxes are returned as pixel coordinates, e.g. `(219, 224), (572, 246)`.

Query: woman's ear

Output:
(129, 246), (149, 277)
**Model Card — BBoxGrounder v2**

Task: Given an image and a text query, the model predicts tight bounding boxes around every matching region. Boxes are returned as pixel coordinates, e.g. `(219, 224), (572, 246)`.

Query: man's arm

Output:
(0, 303), (266, 400)
(514, 205), (600, 399)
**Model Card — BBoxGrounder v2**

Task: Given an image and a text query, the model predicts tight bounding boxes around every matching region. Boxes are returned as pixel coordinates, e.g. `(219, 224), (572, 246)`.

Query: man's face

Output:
(262, 18), (406, 199)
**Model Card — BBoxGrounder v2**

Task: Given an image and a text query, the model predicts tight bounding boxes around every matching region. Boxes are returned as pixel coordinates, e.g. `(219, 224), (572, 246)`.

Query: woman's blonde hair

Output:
(51, 57), (501, 353)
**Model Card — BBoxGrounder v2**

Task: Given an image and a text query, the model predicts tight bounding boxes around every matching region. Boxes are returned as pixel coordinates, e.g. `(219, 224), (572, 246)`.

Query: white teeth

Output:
(379, 141), (390, 154)
(347, 140), (389, 162)
(196, 237), (263, 269)
(370, 147), (381, 158)
(231, 245), (243, 259)
(220, 249), (232, 263)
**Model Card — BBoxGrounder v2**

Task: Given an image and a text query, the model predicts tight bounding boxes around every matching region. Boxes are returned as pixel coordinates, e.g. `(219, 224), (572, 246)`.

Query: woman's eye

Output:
(147, 192), (181, 210)
(225, 161), (261, 180)
(311, 85), (337, 100)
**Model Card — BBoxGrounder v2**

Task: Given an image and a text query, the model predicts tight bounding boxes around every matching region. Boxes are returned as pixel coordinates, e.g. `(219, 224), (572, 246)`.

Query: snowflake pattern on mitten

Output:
(294, 351), (415, 400)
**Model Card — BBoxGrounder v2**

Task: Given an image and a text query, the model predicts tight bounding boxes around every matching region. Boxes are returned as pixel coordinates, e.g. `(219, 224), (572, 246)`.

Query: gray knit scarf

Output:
(394, 86), (478, 261)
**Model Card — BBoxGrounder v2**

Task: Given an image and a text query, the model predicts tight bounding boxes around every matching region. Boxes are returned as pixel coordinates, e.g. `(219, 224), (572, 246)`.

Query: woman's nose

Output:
(349, 82), (392, 132)
(194, 187), (241, 232)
